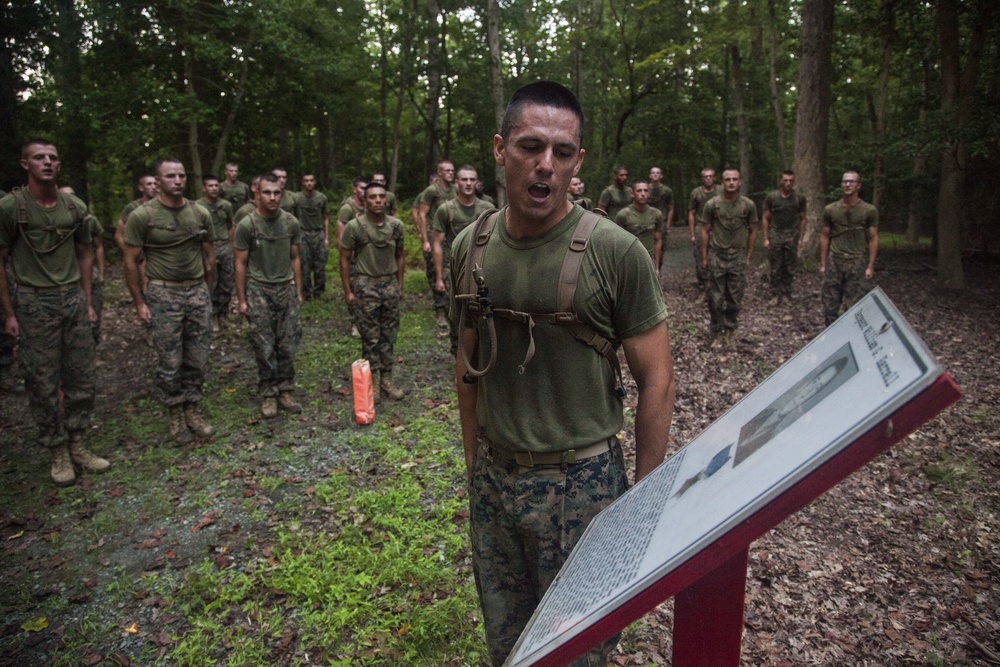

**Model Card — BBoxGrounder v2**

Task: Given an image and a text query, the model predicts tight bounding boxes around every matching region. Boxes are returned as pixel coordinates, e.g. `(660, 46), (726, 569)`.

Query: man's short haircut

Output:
(154, 157), (184, 175)
(844, 168), (862, 180)
(271, 167), (287, 175)
(363, 182), (387, 195)
(225, 161), (238, 168)
(136, 174), (154, 185)
(302, 173), (315, 180)
(437, 160), (454, 170)
(202, 175), (219, 184)
(614, 165), (628, 174)
(252, 174), (265, 186)
(21, 138), (56, 158)
(632, 178), (650, 188)
(500, 81), (584, 146)
(722, 167), (741, 176)
(352, 175), (368, 187)
(456, 164), (477, 177)
(260, 173), (281, 186)
(781, 169), (795, 177)
(701, 167), (716, 176)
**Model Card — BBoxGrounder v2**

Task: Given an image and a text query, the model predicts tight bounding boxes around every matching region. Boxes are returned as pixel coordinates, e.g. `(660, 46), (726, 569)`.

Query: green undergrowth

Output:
(163, 415), (484, 666)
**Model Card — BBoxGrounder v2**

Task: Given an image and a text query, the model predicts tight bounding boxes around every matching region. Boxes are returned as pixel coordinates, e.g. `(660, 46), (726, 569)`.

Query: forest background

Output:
(1, 0), (998, 289)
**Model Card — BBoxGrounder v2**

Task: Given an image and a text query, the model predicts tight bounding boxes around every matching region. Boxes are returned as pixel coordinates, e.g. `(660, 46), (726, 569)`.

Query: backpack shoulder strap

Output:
(12, 188), (28, 226)
(556, 210), (601, 312)
(463, 209), (500, 296)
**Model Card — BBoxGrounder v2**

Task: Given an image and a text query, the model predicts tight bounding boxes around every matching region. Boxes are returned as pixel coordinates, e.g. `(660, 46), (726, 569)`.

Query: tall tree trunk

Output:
(390, 0), (417, 193)
(211, 49), (251, 176)
(377, 0), (389, 171)
(792, 0), (835, 258)
(935, 0), (993, 289)
(728, 0), (750, 193)
(767, 0), (788, 168)
(871, 0), (895, 212)
(183, 45), (202, 188)
(486, 0), (507, 206)
(0, 16), (20, 190)
(424, 0), (444, 174)
(55, 0), (88, 199)
(907, 45), (934, 243)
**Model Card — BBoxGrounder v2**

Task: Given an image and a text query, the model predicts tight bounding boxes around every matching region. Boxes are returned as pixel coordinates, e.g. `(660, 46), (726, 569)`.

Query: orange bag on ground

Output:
(352, 358), (375, 424)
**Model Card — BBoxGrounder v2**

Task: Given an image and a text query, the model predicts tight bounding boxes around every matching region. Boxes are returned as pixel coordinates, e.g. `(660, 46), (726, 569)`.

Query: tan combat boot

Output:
(380, 371), (404, 401)
(261, 397), (278, 419)
(169, 405), (194, 444)
(69, 432), (110, 472)
(184, 403), (214, 437)
(50, 444), (76, 487)
(435, 308), (448, 329)
(277, 392), (302, 414)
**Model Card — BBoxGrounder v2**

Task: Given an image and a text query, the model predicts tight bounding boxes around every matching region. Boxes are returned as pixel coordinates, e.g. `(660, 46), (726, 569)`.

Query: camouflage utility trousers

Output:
(822, 253), (870, 326)
(212, 241), (235, 316)
(469, 436), (627, 666)
(146, 281), (212, 406)
(692, 224), (708, 285)
(706, 248), (746, 332)
(423, 248), (448, 311)
(768, 230), (798, 297)
(352, 274), (400, 373)
(245, 280), (301, 397)
(90, 277), (104, 345)
(299, 230), (327, 299)
(1, 263), (17, 369)
(15, 284), (96, 448)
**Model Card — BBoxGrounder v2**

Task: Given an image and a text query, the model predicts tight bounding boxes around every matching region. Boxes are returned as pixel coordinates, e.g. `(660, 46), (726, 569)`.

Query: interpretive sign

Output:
(505, 288), (961, 667)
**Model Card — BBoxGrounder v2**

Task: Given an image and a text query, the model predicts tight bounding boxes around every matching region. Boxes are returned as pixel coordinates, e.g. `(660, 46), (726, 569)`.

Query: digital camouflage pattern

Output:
(352, 274), (399, 373)
(822, 254), (870, 326)
(145, 282), (212, 406)
(245, 280), (301, 396)
(212, 241), (234, 316)
(299, 229), (327, 299)
(688, 185), (721, 286)
(707, 249), (746, 332)
(15, 286), (95, 448)
(469, 440), (627, 666)
(768, 229), (798, 298)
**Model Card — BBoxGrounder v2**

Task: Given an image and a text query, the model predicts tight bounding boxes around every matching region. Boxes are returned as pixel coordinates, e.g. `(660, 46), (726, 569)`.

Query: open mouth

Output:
(528, 183), (551, 201)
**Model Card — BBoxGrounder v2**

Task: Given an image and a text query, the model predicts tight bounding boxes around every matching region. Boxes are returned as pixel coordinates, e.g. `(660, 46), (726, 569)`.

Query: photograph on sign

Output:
(505, 288), (942, 666)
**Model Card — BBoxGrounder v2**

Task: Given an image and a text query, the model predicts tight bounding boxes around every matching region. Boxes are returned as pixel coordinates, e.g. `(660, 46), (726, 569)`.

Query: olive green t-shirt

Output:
(450, 205), (667, 452)
(688, 185), (722, 223)
(337, 199), (364, 227)
(123, 199), (211, 282)
(234, 202), (255, 225)
(568, 195), (593, 211)
(703, 195), (759, 253)
(614, 205), (665, 259)
(297, 191), (328, 232)
(763, 190), (806, 233)
(196, 197), (234, 242)
(823, 199), (878, 257)
(0, 190), (92, 287)
(340, 215), (404, 278)
(279, 190), (299, 216)
(417, 182), (456, 222)
(233, 210), (302, 284)
(431, 198), (495, 245)
(597, 185), (631, 220)
(219, 180), (252, 209)
(648, 184), (673, 217)
(119, 197), (143, 224)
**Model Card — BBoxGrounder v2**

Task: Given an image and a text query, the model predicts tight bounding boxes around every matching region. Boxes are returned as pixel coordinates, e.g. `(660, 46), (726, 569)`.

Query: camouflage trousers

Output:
(469, 437), (627, 666)
(423, 248), (448, 311)
(212, 241), (235, 316)
(768, 231), (798, 297)
(439, 241), (459, 351)
(146, 281), (212, 406)
(352, 274), (400, 373)
(15, 284), (96, 449)
(1, 263), (16, 369)
(822, 254), (869, 326)
(90, 278), (104, 345)
(706, 249), (746, 332)
(245, 280), (301, 397)
(299, 230), (327, 299)
(692, 224), (708, 285)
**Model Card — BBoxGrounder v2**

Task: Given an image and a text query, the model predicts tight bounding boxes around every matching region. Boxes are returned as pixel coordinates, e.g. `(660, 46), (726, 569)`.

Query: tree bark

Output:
(871, 0), (895, 212)
(424, 0), (445, 175)
(486, 0), (507, 206)
(767, 0), (789, 169)
(211, 50), (251, 177)
(791, 0), (835, 259)
(389, 0), (417, 193)
(55, 0), (88, 199)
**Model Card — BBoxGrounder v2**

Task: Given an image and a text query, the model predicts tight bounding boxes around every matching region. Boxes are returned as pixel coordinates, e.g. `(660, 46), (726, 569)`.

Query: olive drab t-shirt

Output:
(233, 211), (302, 284)
(219, 180), (252, 210)
(0, 190), (92, 287)
(614, 205), (665, 260)
(823, 200), (878, 258)
(703, 195), (759, 253)
(123, 199), (212, 282)
(119, 198), (143, 224)
(296, 191), (328, 232)
(340, 215), (404, 278)
(337, 199), (365, 227)
(233, 202), (255, 225)
(689, 185), (722, 224)
(648, 185), (673, 218)
(279, 190), (299, 217)
(196, 197), (234, 243)
(449, 205), (667, 452)
(597, 185), (631, 221)
(417, 182), (457, 223)
(763, 190), (806, 233)
(431, 198), (495, 246)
